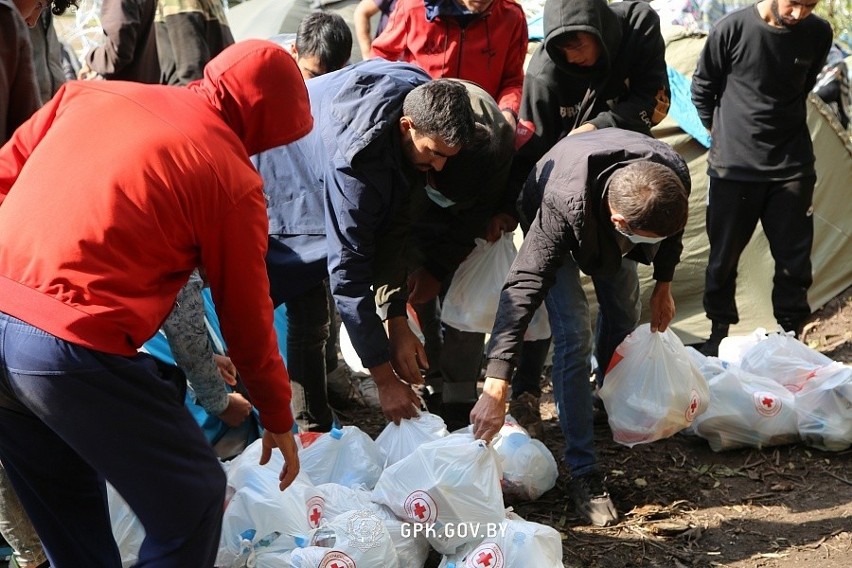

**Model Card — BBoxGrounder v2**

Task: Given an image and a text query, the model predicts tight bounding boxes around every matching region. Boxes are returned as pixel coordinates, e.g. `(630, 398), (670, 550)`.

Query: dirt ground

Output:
(345, 287), (852, 568)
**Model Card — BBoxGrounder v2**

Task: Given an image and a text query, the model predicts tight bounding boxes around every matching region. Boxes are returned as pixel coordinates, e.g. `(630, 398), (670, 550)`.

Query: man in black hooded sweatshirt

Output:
(501, 0), (670, 527)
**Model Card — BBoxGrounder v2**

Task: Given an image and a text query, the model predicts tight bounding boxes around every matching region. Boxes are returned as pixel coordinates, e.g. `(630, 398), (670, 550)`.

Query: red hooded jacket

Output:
(371, 0), (528, 115)
(0, 40), (312, 433)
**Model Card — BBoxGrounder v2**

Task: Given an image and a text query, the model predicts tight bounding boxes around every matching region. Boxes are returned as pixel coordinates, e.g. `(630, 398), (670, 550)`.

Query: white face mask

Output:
(424, 184), (457, 208)
(626, 234), (666, 245)
(615, 224), (666, 245)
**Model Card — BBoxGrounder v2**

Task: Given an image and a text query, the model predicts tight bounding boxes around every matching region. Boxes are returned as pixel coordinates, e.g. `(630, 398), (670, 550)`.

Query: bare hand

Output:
(387, 317), (427, 384)
(649, 281), (675, 332)
(260, 429), (300, 491)
(484, 213), (519, 242)
(213, 354), (237, 386)
(369, 363), (421, 424)
(568, 122), (597, 136)
(77, 63), (102, 81)
(217, 392), (252, 427)
(470, 377), (510, 443)
(408, 267), (442, 305)
(501, 109), (517, 131)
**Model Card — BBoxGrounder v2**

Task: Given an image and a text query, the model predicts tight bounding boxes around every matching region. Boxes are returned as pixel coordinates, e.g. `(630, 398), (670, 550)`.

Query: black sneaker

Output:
(568, 470), (619, 527)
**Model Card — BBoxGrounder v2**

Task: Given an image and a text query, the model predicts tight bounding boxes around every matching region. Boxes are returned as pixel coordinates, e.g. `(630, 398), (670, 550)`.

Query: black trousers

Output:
(704, 176), (815, 329)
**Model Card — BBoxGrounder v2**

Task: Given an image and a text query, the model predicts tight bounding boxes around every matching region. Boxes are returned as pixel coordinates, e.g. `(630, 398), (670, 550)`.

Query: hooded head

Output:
(542, 0), (621, 77)
(188, 40), (313, 156)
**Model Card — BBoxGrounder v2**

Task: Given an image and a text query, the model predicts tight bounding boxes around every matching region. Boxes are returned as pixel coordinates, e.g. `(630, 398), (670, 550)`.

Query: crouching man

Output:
(472, 128), (690, 526)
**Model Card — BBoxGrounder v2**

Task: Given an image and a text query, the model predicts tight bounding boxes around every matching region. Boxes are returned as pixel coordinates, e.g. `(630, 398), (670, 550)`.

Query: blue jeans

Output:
(544, 257), (640, 476)
(0, 312), (226, 567)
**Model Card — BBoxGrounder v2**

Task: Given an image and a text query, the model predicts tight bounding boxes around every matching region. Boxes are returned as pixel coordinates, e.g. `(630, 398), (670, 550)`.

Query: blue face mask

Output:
(425, 184), (457, 208)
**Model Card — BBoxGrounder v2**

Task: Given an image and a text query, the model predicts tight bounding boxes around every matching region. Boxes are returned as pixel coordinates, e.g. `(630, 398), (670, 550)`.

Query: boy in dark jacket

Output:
(472, 129), (690, 527)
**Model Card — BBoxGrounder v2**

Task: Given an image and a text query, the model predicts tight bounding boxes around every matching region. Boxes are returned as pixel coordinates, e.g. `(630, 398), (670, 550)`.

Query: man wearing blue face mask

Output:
(399, 80), (517, 431)
(470, 128), (690, 526)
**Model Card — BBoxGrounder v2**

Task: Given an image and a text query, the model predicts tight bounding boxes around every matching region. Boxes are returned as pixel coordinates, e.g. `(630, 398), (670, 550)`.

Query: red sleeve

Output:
(0, 85), (64, 205)
(495, 11), (528, 116)
(370, 0), (409, 60)
(200, 187), (294, 433)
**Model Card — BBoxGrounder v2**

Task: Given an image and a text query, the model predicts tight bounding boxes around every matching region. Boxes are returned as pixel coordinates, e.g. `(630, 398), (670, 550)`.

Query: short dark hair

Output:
(52, 0), (77, 15)
(402, 80), (475, 148)
(296, 12), (353, 72)
(608, 161), (689, 236)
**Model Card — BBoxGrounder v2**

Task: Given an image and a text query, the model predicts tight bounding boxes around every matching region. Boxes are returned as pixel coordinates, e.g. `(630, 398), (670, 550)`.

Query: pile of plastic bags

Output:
(108, 413), (564, 567)
(689, 330), (852, 452)
(596, 325), (850, 453)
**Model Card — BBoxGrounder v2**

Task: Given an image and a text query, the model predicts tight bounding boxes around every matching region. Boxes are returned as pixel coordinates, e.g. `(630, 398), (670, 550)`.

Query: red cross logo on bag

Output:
(306, 496), (325, 528)
(464, 543), (504, 568)
(403, 490), (438, 523)
(753, 391), (782, 417)
(319, 551), (355, 568)
(684, 390), (702, 422)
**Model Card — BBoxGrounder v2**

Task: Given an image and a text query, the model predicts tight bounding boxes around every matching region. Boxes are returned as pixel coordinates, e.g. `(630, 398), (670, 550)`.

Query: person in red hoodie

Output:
(0, 40), (312, 567)
(370, 0), (527, 128)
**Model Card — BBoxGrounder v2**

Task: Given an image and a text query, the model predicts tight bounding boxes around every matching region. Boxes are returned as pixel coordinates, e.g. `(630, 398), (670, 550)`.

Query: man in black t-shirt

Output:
(691, 0), (832, 355)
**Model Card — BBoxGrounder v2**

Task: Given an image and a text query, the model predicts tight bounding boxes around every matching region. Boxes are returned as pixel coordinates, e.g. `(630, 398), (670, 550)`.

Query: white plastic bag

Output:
(107, 484), (145, 567)
(794, 363), (852, 451)
(717, 328), (768, 365)
(217, 471), (318, 566)
(299, 509), (401, 568)
(492, 419), (558, 501)
(226, 438), (286, 492)
(598, 325), (710, 447)
(375, 412), (449, 467)
(439, 511), (563, 568)
(299, 425), (386, 489)
(315, 483), (376, 523)
(691, 367), (799, 451)
(441, 235), (550, 340)
(313, 484), (430, 568)
(739, 332), (833, 392)
(371, 433), (505, 554)
(685, 346), (728, 382)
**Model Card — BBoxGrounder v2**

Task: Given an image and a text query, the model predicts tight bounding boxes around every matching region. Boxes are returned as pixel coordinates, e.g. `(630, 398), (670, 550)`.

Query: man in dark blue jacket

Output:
(257, 59), (476, 429)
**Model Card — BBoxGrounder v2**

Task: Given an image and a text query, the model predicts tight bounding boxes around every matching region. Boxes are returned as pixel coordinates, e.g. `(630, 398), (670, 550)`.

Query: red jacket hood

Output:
(188, 40), (313, 156)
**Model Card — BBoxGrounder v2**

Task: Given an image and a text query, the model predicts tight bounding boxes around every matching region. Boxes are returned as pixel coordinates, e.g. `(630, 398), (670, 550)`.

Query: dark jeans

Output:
(543, 258), (640, 475)
(0, 312), (225, 567)
(284, 283), (334, 430)
(704, 176), (815, 330)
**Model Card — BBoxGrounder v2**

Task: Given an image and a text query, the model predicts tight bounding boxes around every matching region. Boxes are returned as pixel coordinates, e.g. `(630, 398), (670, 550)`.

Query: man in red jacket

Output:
(371, 0), (527, 129)
(0, 40), (311, 567)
